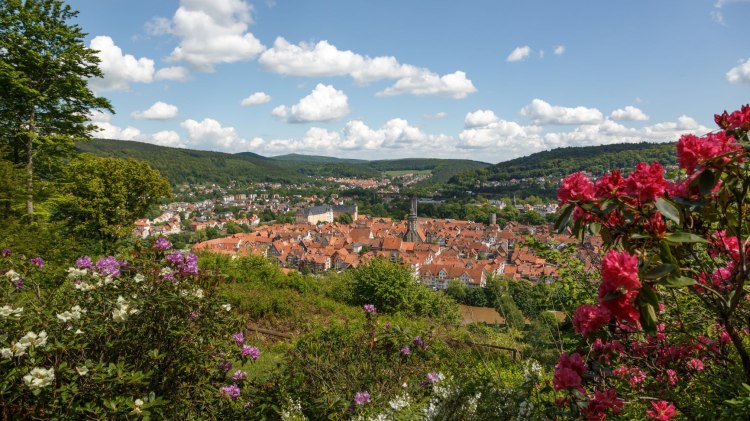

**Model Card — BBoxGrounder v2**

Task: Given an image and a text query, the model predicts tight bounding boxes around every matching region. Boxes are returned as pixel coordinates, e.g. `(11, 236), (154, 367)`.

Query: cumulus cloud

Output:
(506, 46), (531, 62)
(520, 99), (603, 125)
(155, 66), (190, 81)
(610, 106), (649, 121)
(92, 121), (142, 140)
(464, 110), (500, 128)
(726, 57), (750, 84)
(554, 45), (566, 56)
(459, 112), (544, 152)
(88, 36), (155, 91)
(240, 91), (272, 106)
(258, 37), (476, 98)
(131, 102), (179, 120)
(271, 84), (349, 123)
(149, 130), (185, 147)
(161, 0), (266, 71)
(181, 118), (263, 151)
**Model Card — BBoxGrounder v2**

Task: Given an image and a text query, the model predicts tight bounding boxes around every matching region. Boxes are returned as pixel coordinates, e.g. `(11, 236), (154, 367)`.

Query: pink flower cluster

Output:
(598, 250), (641, 324)
(553, 352), (586, 391)
(558, 172), (596, 204)
(646, 400), (677, 420)
(581, 388), (623, 421)
(677, 131), (742, 175)
(715, 104), (750, 131)
(573, 304), (611, 337)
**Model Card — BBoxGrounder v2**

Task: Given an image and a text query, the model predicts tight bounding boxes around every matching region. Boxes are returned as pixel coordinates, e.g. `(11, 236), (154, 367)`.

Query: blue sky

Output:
(75, 0), (750, 162)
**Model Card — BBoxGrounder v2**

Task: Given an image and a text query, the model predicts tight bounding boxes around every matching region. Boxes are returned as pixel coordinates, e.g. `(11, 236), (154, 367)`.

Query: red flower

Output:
(573, 304), (611, 336)
(715, 110), (730, 130)
(558, 172), (596, 204)
(677, 132), (743, 174)
(595, 170), (626, 199)
(644, 212), (666, 238)
(553, 352), (586, 390)
(623, 162), (666, 203)
(646, 401), (677, 420)
(581, 389), (624, 421)
(598, 250), (641, 324)
(727, 104), (750, 131)
(687, 358), (704, 371)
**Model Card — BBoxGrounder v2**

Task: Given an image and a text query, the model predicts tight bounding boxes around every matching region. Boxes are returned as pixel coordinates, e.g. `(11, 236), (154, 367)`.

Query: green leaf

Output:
(554, 204), (574, 233)
(659, 275), (696, 288)
(637, 287), (659, 335)
(698, 169), (716, 197)
(588, 222), (601, 236)
(655, 197), (680, 224)
(643, 264), (675, 280)
(665, 232), (708, 244)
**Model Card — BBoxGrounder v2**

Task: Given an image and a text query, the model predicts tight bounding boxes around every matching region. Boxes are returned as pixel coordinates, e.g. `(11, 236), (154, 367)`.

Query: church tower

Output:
(403, 197), (423, 244)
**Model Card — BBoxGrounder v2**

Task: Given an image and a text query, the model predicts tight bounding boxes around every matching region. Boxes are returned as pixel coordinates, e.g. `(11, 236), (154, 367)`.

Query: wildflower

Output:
(646, 401), (677, 420)
(220, 384), (241, 400)
(363, 304), (376, 314)
(399, 346), (411, 356)
(572, 304), (611, 336)
(154, 237), (172, 251)
(232, 370), (248, 382)
(19, 331), (47, 348)
(76, 366), (89, 376)
(557, 172), (596, 204)
(0, 305), (23, 319)
(354, 391), (371, 405)
(553, 353), (586, 391)
(426, 372), (444, 384)
(688, 358), (704, 371)
(23, 367), (55, 393)
(30, 257), (44, 268)
(75, 256), (92, 269)
(232, 331), (245, 345)
(222, 303), (232, 311)
(241, 345), (260, 360)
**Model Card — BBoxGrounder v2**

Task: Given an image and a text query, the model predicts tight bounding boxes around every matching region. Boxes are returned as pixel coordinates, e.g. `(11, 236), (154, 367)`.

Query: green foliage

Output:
(52, 156), (171, 248)
(347, 258), (459, 322)
(334, 212), (353, 224)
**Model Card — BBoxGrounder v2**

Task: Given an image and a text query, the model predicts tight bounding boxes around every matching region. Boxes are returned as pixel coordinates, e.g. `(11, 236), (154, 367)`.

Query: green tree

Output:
(445, 279), (468, 303)
(0, 0), (112, 222)
(334, 212), (353, 224)
(53, 156), (171, 249)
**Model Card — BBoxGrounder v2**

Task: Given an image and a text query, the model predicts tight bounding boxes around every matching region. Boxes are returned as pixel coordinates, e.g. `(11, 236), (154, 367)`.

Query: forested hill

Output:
(77, 139), (304, 185)
(446, 142), (677, 198)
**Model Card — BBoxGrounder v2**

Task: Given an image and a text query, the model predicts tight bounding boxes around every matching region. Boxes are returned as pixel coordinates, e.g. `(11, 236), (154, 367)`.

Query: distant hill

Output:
(77, 139), (304, 185)
(269, 153), (367, 164)
(446, 142), (677, 198)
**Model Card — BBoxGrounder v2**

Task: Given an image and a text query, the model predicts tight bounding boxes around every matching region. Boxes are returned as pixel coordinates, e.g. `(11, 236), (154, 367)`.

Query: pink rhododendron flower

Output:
(581, 388), (624, 421)
(647, 401), (677, 420)
(665, 369), (677, 386)
(688, 358), (704, 371)
(644, 212), (666, 238)
(553, 353), (586, 390)
(558, 172), (596, 204)
(623, 162), (666, 203)
(573, 304), (611, 336)
(595, 170), (626, 199)
(726, 104), (750, 131)
(598, 250), (641, 324)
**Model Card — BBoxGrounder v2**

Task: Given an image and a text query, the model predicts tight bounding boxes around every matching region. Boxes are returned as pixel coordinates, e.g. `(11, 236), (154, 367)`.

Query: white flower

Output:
(389, 392), (410, 411)
(73, 281), (94, 291)
(134, 399), (144, 406)
(56, 305), (86, 323)
(3, 340), (29, 358)
(193, 288), (204, 299)
(133, 273), (145, 283)
(74, 329), (84, 335)
(0, 305), (23, 319)
(19, 331), (47, 348)
(112, 296), (138, 322)
(67, 267), (88, 280)
(23, 367), (55, 393)
(76, 366), (89, 376)
(0, 348), (12, 359)
(221, 304), (232, 311)
(5, 270), (20, 281)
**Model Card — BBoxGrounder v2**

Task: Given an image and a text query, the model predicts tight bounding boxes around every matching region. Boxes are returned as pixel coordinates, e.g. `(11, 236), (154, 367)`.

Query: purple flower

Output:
(75, 256), (92, 269)
(413, 336), (424, 348)
(95, 256), (125, 277)
(400, 346), (411, 356)
(354, 391), (371, 405)
(161, 268), (175, 281)
(232, 331), (245, 345)
(241, 345), (260, 360)
(13, 279), (23, 290)
(166, 251), (185, 265)
(219, 384), (241, 399)
(426, 372), (442, 384)
(180, 253), (199, 276)
(363, 304), (376, 314)
(218, 360), (233, 372)
(1, 248), (10, 257)
(232, 370), (248, 382)
(153, 237), (172, 251)
(188, 311), (200, 321)
(30, 257), (44, 268)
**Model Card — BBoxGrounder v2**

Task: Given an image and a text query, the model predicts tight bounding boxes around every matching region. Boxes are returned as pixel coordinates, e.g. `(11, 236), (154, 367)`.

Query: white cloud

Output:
(240, 91), (272, 106)
(272, 84), (349, 123)
(88, 36), (155, 91)
(131, 102), (179, 120)
(610, 106), (649, 121)
(164, 0), (266, 71)
(181, 117), (263, 151)
(92, 122), (142, 140)
(711, 0), (750, 24)
(506, 46), (531, 62)
(520, 98), (603, 125)
(726, 57), (750, 84)
(458, 112), (544, 151)
(258, 37), (476, 98)
(145, 17), (172, 35)
(554, 45), (566, 56)
(155, 66), (190, 81)
(464, 110), (499, 128)
(424, 111), (448, 120)
(150, 130), (185, 147)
